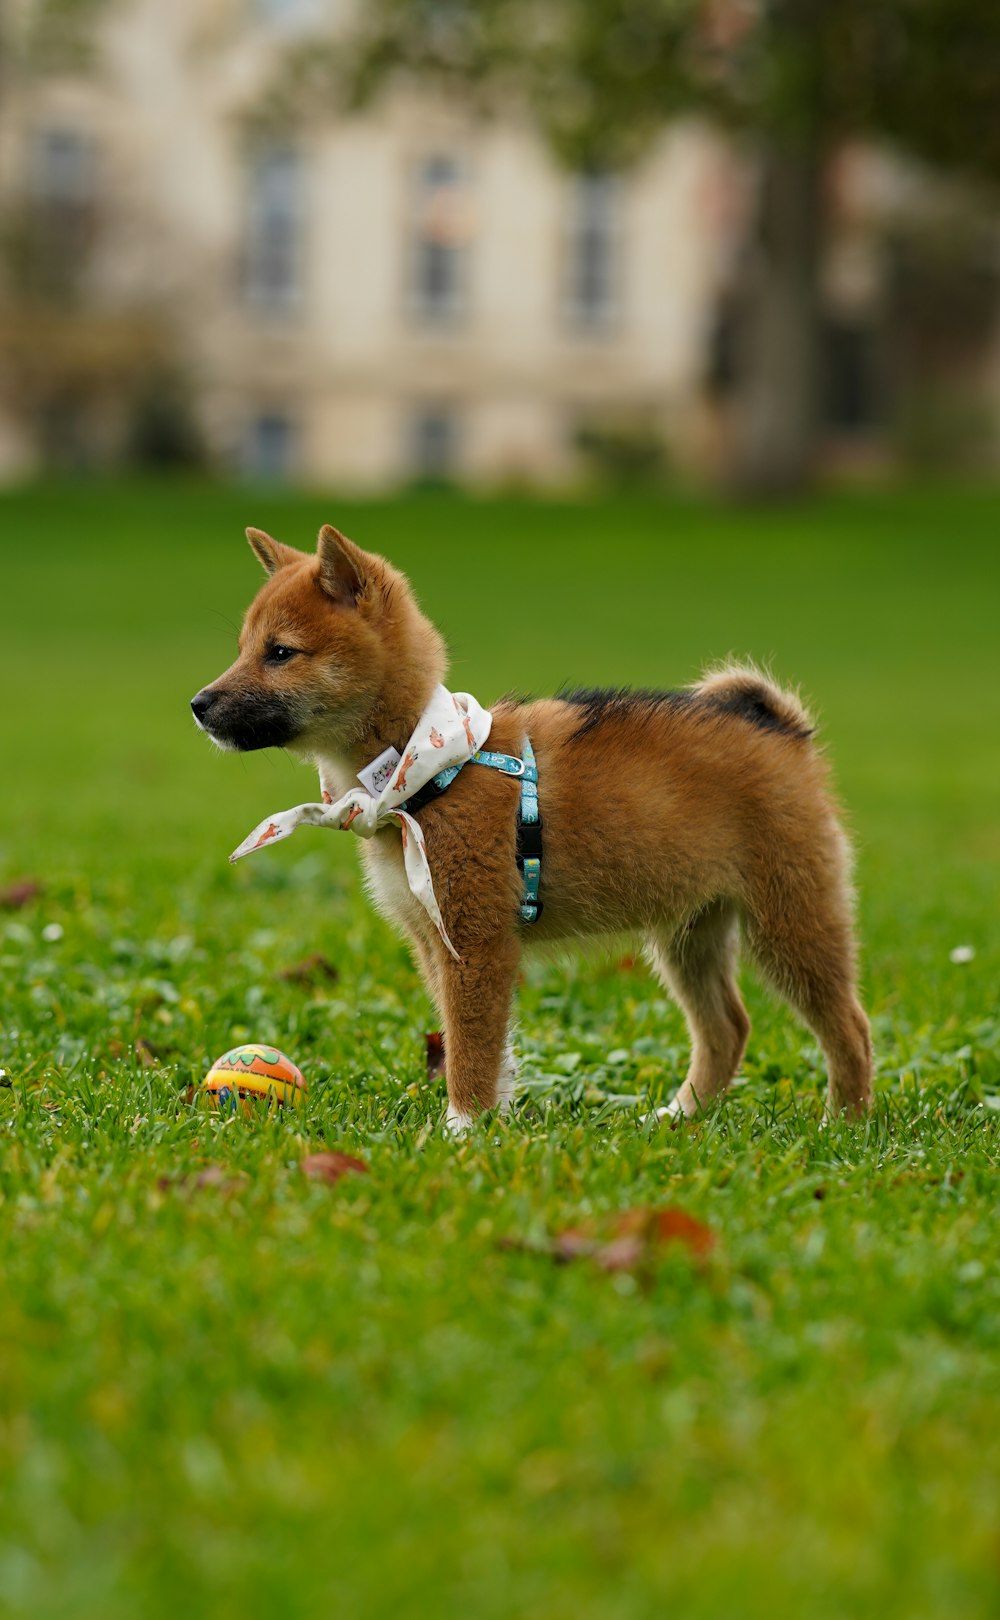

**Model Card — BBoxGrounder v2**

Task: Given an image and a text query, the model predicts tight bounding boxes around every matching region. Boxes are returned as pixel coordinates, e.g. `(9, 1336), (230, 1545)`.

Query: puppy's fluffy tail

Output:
(693, 662), (815, 741)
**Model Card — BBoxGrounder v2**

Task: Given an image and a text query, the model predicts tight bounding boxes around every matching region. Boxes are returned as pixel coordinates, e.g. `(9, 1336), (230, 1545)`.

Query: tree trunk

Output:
(729, 140), (826, 498)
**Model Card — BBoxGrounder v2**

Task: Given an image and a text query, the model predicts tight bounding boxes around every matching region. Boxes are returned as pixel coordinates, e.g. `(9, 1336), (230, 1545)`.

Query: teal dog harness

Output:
(401, 738), (543, 925)
(515, 740), (541, 925)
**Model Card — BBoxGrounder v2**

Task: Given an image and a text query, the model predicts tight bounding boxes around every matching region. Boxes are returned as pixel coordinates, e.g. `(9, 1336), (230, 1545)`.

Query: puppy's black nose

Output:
(190, 690), (218, 725)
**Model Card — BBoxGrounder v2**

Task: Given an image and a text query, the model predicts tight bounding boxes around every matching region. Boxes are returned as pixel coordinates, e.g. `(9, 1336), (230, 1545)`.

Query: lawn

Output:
(1, 480), (999, 1620)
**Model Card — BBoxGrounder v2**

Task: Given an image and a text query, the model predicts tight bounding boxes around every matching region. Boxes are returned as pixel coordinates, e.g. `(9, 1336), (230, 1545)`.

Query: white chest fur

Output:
(314, 753), (431, 943)
(360, 836), (430, 939)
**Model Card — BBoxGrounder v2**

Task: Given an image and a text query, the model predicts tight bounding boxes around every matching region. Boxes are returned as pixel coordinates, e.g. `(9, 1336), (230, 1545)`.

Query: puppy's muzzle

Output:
(190, 685), (300, 751)
(190, 689), (218, 729)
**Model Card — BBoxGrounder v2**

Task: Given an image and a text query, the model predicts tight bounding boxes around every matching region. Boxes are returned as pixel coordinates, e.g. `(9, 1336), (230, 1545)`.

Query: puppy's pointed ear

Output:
(317, 523), (367, 606)
(246, 527), (301, 577)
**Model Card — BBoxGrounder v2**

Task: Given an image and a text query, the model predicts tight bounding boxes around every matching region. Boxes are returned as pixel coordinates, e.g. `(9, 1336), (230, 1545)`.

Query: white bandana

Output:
(230, 684), (493, 961)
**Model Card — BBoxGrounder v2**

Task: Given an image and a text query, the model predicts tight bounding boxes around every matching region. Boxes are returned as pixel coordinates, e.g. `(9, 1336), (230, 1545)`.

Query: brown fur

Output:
(193, 525), (874, 1128)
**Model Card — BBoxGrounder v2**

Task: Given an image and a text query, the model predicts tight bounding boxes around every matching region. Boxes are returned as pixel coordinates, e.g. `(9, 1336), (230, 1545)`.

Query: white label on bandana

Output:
(357, 746), (401, 797)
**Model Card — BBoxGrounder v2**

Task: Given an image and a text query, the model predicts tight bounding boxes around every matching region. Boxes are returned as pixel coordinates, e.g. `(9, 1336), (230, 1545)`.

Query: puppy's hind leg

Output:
(742, 819), (872, 1117)
(496, 1024), (519, 1113)
(647, 899), (750, 1119)
(743, 902), (872, 1119)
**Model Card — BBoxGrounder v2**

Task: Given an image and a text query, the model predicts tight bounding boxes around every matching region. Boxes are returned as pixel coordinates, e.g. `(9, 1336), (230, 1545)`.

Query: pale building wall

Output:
(0, 0), (733, 486)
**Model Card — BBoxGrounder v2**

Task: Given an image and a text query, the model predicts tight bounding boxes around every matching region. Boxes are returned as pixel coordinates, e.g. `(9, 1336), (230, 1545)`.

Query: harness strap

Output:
(515, 739), (542, 924)
(401, 741), (543, 925)
(400, 764), (463, 815)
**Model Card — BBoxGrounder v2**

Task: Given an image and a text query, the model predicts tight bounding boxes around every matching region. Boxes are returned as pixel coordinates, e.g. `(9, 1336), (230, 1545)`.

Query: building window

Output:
(823, 319), (882, 437)
(565, 172), (620, 333)
(410, 406), (458, 479)
(244, 146), (303, 313)
(243, 411), (297, 481)
(31, 127), (95, 209)
(251, 0), (324, 27)
(409, 156), (469, 326)
(27, 127), (97, 294)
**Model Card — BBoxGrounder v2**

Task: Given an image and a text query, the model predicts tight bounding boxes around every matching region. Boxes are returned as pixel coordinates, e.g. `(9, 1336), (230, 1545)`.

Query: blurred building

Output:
(0, 0), (996, 486)
(0, 0), (738, 486)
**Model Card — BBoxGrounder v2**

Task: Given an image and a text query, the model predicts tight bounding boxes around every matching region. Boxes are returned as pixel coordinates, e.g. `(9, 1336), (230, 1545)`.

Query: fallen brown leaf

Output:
(425, 1031), (446, 1080)
(550, 1228), (599, 1262)
(618, 1206), (716, 1259)
(301, 1151), (369, 1184)
(193, 1165), (242, 1190)
(507, 1205), (716, 1274)
(0, 879), (43, 910)
(593, 1235), (648, 1272)
(279, 952), (340, 986)
(156, 1164), (248, 1196)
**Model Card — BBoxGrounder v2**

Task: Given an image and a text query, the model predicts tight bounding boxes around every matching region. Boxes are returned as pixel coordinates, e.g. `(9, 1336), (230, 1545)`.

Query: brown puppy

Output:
(192, 524), (873, 1131)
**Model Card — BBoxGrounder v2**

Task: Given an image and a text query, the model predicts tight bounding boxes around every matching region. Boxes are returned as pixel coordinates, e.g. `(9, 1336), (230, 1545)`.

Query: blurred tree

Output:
(0, 0), (111, 89)
(286, 0), (1000, 495)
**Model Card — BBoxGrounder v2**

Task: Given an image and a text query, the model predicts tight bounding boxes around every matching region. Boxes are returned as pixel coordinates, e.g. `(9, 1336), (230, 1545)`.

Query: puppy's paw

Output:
(641, 1089), (696, 1126)
(445, 1105), (474, 1137)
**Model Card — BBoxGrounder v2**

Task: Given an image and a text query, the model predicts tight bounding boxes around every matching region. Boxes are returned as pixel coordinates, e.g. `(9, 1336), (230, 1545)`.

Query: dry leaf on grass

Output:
(0, 879), (43, 910)
(157, 1165), (248, 1196)
(425, 1031), (446, 1080)
(279, 953), (340, 986)
(504, 1206), (716, 1274)
(301, 1151), (369, 1184)
(609, 1206), (715, 1258)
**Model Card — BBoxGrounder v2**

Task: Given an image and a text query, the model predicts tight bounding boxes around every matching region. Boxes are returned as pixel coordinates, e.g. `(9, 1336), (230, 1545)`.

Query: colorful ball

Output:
(200, 1043), (306, 1114)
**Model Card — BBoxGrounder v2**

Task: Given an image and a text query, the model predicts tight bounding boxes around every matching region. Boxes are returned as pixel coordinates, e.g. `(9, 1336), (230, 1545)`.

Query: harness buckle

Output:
(472, 749), (526, 779)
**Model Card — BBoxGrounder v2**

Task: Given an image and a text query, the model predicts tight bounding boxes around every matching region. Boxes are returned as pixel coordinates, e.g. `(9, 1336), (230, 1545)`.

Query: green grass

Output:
(2, 480), (999, 1620)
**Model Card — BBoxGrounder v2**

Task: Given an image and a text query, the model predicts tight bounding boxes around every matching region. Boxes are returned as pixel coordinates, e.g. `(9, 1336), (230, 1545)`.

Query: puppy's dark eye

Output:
(265, 644), (300, 666)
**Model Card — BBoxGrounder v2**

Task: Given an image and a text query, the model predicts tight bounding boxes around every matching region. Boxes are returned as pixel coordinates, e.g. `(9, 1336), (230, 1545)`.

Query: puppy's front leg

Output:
(441, 935), (520, 1133)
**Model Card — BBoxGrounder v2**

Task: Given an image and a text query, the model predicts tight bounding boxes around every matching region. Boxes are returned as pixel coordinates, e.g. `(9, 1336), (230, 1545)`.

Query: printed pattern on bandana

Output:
(229, 685), (493, 961)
